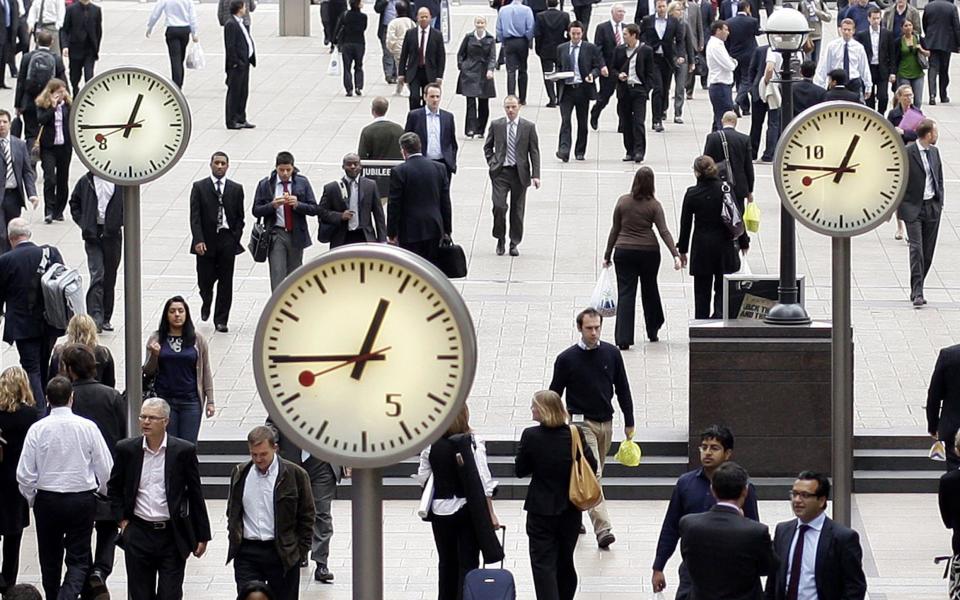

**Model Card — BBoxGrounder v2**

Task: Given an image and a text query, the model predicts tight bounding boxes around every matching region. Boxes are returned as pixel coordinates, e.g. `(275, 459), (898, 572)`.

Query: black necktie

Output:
(785, 524), (811, 600)
(843, 41), (850, 75)
(215, 179), (224, 229)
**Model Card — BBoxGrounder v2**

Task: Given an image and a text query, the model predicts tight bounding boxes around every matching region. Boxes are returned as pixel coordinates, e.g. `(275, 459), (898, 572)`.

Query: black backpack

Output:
(25, 49), (56, 94)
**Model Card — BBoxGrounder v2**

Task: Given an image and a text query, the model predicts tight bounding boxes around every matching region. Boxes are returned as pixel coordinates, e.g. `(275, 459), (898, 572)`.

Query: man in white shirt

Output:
(16, 376), (113, 600)
(814, 18), (872, 99)
(706, 20), (737, 130)
(26, 0), (65, 54)
(227, 426), (315, 600)
(764, 472), (867, 600)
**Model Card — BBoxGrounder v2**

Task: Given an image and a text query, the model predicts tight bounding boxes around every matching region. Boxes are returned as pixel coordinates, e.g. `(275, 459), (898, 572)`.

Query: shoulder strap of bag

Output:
(718, 130), (736, 183)
(39, 246), (50, 272)
(337, 179), (348, 203)
(569, 424), (582, 459)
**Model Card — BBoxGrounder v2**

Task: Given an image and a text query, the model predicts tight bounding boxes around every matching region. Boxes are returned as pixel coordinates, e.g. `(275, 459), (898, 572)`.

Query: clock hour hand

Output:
(123, 93), (144, 139)
(297, 347), (392, 387)
(351, 298), (390, 381)
(269, 353), (387, 363)
(832, 135), (860, 183)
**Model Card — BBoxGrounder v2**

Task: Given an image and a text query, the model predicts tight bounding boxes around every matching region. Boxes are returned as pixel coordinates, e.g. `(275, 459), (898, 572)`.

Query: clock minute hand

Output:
(269, 353), (387, 363)
(783, 164), (856, 173)
(123, 93), (144, 139)
(351, 298), (391, 381)
(79, 123), (146, 130)
(832, 135), (860, 184)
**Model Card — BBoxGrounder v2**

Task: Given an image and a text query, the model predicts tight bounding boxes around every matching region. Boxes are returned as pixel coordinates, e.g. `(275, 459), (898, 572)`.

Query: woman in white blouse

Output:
(416, 405), (499, 600)
(146, 0), (199, 88)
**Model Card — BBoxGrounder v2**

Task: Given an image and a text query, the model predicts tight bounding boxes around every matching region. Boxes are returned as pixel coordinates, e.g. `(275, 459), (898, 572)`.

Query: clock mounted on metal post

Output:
(253, 244), (478, 599)
(68, 66), (192, 437)
(773, 100), (907, 526)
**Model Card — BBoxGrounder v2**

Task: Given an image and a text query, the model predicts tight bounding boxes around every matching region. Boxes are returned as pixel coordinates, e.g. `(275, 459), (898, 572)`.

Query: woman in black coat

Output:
(456, 15), (497, 138)
(0, 366), (40, 594)
(336, 0), (368, 96)
(34, 78), (72, 224)
(516, 390), (597, 600)
(677, 155), (749, 319)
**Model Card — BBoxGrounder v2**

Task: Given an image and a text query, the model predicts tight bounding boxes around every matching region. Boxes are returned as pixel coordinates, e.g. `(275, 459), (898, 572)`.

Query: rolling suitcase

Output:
(463, 526), (515, 600)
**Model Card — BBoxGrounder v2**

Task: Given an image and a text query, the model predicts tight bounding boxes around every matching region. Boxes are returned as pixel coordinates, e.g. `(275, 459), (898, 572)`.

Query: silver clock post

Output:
(352, 468), (384, 599)
(123, 185), (142, 435)
(832, 237), (853, 526)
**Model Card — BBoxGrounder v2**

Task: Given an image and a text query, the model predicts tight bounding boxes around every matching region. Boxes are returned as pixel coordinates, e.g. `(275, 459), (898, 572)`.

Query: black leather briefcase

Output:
(436, 238), (467, 279)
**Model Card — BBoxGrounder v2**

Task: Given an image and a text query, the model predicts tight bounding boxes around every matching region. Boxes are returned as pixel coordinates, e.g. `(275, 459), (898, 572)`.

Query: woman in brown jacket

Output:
(603, 167), (681, 347)
(143, 295), (214, 443)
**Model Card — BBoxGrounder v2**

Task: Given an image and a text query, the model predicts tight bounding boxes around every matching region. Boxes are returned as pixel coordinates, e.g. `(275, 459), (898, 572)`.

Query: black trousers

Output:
(591, 74), (617, 122)
(503, 37), (530, 102)
(407, 69), (429, 110)
(652, 54), (672, 123)
(749, 97), (767, 160)
(905, 199), (940, 300)
(733, 54), (751, 110)
(0, 187), (23, 254)
(16, 333), (56, 413)
(617, 86), (648, 159)
(526, 507), (580, 600)
(465, 96), (489, 136)
(866, 64), (889, 112)
(123, 519), (187, 600)
(84, 229), (122, 328)
(693, 271), (724, 319)
(165, 26), (191, 88)
(225, 63), (250, 126)
(430, 506), (479, 600)
(91, 519), (117, 578)
(196, 230), (237, 327)
(68, 53), (96, 97)
(928, 49), (951, 101)
(400, 237), (440, 267)
(340, 42), (365, 93)
(34, 490), (96, 600)
(0, 531), (23, 592)
(540, 56), (557, 104)
(41, 143), (71, 220)
(613, 247), (664, 344)
(490, 166), (526, 245)
(558, 84), (589, 157)
(233, 540), (300, 600)
(573, 5), (592, 37)
(321, 2), (346, 45)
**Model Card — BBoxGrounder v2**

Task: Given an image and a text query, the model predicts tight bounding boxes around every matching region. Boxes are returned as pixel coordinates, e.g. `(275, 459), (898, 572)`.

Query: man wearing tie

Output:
(641, 0), (683, 132)
(190, 151), (245, 333)
(612, 24), (656, 162)
(900, 119), (944, 307)
(0, 109), (38, 255)
(483, 96), (541, 257)
(814, 19), (872, 100)
(317, 153), (386, 248)
(224, 0), (256, 130)
(555, 21), (603, 162)
(765, 472), (867, 600)
(398, 7), (445, 110)
(590, 3), (626, 131)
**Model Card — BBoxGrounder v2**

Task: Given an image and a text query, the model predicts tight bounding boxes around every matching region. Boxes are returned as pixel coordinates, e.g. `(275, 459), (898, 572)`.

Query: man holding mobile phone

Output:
(549, 307), (635, 550)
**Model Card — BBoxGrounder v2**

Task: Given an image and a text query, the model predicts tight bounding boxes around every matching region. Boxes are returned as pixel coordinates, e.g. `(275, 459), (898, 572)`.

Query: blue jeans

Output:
(165, 394), (202, 443)
(708, 83), (734, 131)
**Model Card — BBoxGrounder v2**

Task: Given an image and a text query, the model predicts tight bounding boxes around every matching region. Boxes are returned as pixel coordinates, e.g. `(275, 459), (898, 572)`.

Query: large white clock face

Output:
(70, 67), (191, 185)
(253, 245), (477, 468)
(774, 101), (908, 237)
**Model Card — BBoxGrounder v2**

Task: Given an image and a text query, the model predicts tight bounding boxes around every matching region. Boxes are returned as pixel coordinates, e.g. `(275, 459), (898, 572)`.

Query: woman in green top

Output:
(893, 19), (930, 108)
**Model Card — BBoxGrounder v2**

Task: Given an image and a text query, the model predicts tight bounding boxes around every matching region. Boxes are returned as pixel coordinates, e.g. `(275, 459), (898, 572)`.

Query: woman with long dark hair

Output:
(143, 296), (214, 443)
(892, 19), (928, 109)
(34, 78), (71, 224)
(603, 167), (681, 347)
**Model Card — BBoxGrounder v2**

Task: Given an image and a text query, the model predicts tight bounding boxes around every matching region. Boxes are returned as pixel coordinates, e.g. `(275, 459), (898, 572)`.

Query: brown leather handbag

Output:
(568, 425), (602, 511)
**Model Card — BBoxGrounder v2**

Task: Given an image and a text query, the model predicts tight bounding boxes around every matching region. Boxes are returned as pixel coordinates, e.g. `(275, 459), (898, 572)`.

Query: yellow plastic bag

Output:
(744, 201), (761, 233)
(615, 436), (642, 467)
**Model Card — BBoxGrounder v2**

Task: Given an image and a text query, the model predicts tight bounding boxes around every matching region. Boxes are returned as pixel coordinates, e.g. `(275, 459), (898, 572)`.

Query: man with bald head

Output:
(398, 6), (445, 110)
(318, 153), (386, 247)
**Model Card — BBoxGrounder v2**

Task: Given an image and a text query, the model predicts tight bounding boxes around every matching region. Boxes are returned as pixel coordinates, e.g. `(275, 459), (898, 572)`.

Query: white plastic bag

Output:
(735, 259), (752, 275)
(185, 42), (206, 70)
(590, 266), (617, 318)
(328, 50), (342, 76)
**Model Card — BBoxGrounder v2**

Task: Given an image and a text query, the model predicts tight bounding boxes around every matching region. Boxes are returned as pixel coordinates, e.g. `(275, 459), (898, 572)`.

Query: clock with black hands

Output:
(774, 101), (907, 237)
(70, 66), (191, 185)
(252, 245), (478, 468)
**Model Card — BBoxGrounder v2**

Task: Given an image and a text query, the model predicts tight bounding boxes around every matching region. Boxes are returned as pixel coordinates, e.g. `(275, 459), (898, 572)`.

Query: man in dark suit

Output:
(0, 109), (38, 255)
(252, 151), (319, 290)
(0, 0), (20, 89)
(589, 3), (626, 130)
(718, 0), (737, 20)
(318, 153), (386, 247)
(724, 1), (759, 114)
(387, 132), (451, 266)
(14, 31), (66, 144)
(61, 343), (126, 598)
(855, 7), (895, 113)
(69, 171), (122, 333)
(404, 82), (458, 180)
(765, 472), (867, 600)
(224, 0), (256, 129)
(612, 24), (656, 162)
(824, 69), (863, 103)
(534, 0), (569, 107)
(928, 344), (960, 470)
(484, 96), (541, 257)
(398, 7), (445, 110)
(793, 59), (827, 115)
(60, 0), (101, 96)
(190, 151), (245, 333)
(680, 461), (778, 600)
(107, 397), (212, 600)
(747, 44), (770, 161)
(0, 218), (61, 410)
(634, 0), (656, 27)
(358, 96), (404, 160)
(641, 0), (683, 131)
(899, 119), (943, 307)
(218, 0), (255, 28)
(704, 111), (754, 214)
(921, 0), (960, 104)
(555, 21), (603, 161)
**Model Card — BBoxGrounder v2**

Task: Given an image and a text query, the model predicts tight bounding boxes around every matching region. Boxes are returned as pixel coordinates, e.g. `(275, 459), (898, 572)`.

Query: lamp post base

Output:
(764, 302), (812, 325)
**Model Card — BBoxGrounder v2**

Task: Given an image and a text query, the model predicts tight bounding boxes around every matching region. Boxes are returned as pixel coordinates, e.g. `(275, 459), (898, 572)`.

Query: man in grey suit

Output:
(899, 119), (944, 307)
(318, 153), (386, 247)
(483, 96), (541, 257)
(0, 109), (38, 254)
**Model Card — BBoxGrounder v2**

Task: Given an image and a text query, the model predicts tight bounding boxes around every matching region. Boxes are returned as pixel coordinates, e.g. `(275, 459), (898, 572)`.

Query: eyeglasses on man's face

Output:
(139, 414), (167, 422)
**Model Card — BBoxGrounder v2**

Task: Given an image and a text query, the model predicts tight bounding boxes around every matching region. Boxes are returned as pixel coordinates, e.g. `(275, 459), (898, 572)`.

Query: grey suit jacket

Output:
(483, 117), (541, 188)
(2, 136), (37, 206)
(899, 142), (943, 222)
(318, 175), (387, 246)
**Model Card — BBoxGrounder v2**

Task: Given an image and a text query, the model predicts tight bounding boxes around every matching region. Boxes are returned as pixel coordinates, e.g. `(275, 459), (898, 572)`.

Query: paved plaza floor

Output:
(2, 0), (959, 596)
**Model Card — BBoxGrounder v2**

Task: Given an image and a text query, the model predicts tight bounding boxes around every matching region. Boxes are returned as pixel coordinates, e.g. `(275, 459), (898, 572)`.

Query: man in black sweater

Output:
(549, 307), (634, 550)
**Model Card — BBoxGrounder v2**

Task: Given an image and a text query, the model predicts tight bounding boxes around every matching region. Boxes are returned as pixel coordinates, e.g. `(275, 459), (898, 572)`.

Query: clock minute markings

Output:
(280, 392), (301, 406)
(399, 420), (413, 441)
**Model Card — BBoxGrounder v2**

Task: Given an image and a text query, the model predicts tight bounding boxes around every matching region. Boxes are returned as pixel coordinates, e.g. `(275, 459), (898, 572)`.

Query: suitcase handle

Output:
(483, 525), (506, 569)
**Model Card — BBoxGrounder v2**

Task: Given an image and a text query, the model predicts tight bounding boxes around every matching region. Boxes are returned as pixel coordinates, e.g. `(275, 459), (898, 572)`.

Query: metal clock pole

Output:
(352, 468), (383, 600)
(831, 237), (853, 527)
(123, 185), (142, 435)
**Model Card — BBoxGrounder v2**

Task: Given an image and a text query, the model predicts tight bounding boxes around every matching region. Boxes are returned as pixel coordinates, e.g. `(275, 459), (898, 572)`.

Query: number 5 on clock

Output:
(385, 393), (402, 417)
